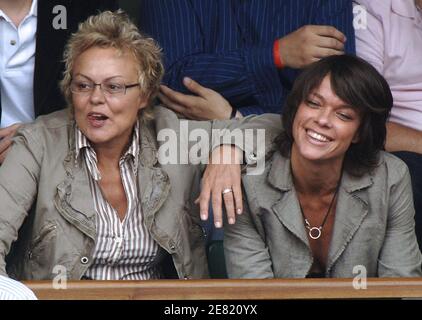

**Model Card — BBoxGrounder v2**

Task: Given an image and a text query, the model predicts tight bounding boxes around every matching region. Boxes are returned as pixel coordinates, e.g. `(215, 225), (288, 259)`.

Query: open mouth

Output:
(87, 112), (109, 127)
(88, 112), (108, 121)
(306, 129), (332, 143)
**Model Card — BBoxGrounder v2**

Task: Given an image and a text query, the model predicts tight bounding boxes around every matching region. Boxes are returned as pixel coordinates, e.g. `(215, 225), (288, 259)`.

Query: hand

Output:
(158, 77), (235, 120)
(278, 25), (346, 69)
(196, 145), (243, 228)
(0, 123), (22, 164)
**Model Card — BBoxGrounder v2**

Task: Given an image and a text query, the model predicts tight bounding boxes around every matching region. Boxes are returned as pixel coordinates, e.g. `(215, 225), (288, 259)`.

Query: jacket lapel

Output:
(137, 119), (171, 230)
(271, 191), (310, 247)
(327, 172), (373, 271)
(266, 152), (375, 264)
(267, 153), (310, 247)
(54, 117), (96, 240)
(53, 115), (172, 241)
(52, 114), (173, 245)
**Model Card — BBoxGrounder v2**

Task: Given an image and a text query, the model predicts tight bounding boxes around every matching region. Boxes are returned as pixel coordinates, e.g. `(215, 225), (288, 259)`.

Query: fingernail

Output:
(183, 77), (192, 85)
(201, 214), (207, 221)
(228, 218), (235, 225)
(237, 208), (242, 215)
(215, 221), (222, 228)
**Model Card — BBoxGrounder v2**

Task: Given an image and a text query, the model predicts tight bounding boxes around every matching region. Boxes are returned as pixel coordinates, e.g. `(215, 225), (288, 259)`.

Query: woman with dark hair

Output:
(223, 55), (422, 278)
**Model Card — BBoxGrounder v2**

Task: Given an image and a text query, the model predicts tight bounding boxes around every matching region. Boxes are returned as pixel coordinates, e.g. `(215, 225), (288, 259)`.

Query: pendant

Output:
(304, 219), (322, 240)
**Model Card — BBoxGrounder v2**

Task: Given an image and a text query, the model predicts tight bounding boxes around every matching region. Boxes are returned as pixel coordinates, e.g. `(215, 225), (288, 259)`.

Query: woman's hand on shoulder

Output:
(196, 145), (243, 228)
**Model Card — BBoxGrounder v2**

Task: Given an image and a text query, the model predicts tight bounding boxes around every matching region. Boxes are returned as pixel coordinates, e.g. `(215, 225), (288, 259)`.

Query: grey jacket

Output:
(225, 148), (422, 278)
(1, 105), (267, 280)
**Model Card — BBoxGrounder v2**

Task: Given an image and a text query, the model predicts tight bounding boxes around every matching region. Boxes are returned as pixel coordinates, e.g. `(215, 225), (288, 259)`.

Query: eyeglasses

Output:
(70, 78), (140, 96)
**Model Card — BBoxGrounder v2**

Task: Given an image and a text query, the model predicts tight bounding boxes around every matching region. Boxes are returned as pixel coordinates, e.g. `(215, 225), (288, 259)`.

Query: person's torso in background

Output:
(0, 0), (37, 128)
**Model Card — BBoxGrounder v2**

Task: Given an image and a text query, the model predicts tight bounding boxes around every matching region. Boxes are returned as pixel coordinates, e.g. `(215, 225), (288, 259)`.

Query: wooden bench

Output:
(25, 278), (422, 300)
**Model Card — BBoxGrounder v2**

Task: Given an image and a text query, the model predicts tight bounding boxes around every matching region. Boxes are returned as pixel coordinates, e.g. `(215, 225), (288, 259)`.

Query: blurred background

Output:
(119, 0), (140, 24)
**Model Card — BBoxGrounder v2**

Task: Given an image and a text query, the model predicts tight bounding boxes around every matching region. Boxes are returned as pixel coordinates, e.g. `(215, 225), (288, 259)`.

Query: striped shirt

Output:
(75, 123), (161, 280)
(0, 276), (37, 300)
(139, 0), (355, 115)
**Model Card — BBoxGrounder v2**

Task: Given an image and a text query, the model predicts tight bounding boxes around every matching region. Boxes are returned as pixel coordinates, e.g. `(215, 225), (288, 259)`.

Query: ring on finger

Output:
(222, 188), (233, 195)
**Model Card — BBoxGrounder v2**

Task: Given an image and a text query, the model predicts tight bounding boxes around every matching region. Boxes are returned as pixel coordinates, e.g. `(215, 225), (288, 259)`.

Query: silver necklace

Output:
(300, 182), (340, 240)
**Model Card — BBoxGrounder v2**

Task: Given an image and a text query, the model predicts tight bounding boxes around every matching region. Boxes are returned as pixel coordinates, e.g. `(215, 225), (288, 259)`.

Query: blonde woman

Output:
(0, 10), (246, 281)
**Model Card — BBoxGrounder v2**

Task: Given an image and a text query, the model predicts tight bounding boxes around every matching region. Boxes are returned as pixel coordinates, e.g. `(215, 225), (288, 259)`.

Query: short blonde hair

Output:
(60, 10), (164, 119)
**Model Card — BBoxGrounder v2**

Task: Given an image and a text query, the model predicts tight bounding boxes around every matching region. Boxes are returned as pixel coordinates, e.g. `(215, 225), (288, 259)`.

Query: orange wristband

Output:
(273, 40), (284, 69)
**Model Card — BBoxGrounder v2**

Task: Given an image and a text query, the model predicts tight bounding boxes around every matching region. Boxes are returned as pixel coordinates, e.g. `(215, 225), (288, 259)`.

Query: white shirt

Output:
(75, 123), (161, 280)
(0, 275), (37, 300)
(0, 0), (37, 128)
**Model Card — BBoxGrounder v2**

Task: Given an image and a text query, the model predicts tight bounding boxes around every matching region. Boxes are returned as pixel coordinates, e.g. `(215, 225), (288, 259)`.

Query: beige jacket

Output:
(1, 106), (275, 280)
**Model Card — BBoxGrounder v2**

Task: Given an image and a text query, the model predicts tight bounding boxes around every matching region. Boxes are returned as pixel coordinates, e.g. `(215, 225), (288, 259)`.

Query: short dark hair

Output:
(275, 54), (393, 176)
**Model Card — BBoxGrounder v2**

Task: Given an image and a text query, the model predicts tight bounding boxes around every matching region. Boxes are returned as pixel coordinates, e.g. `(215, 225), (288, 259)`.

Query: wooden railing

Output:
(25, 278), (422, 300)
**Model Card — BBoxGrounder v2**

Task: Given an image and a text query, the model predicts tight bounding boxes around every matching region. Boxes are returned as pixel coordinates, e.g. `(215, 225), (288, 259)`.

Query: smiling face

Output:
(72, 46), (147, 151)
(291, 75), (361, 168)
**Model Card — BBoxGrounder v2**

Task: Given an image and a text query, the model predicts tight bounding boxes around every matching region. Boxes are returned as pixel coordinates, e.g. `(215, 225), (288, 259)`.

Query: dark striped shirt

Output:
(75, 123), (161, 280)
(140, 0), (355, 115)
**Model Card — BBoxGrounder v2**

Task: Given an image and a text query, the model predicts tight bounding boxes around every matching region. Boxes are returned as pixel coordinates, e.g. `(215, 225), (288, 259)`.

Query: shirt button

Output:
(169, 242), (176, 252)
(10, 40), (16, 45)
(80, 256), (89, 264)
(248, 152), (257, 161)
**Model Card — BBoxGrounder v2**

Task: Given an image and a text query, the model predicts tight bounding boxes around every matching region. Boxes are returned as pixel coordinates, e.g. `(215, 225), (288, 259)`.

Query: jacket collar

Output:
(74, 120), (142, 179)
(138, 117), (159, 168)
(267, 152), (374, 270)
(267, 151), (374, 194)
(266, 152), (309, 245)
(67, 112), (159, 170)
(56, 112), (166, 238)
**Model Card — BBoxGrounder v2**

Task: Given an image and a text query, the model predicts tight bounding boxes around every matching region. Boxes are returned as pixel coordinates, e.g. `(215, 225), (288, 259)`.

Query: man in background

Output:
(0, 0), (117, 163)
